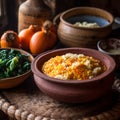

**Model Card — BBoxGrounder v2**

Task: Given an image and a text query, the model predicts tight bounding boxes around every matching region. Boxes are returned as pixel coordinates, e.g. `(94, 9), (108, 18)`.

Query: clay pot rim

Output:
(31, 47), (116, 84)
(0, 70), (32, 81)
(59, 7), (114, 30)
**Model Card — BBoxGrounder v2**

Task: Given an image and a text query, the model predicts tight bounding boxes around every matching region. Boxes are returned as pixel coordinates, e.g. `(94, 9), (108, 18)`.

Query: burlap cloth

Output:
(0, 75), (120, 120)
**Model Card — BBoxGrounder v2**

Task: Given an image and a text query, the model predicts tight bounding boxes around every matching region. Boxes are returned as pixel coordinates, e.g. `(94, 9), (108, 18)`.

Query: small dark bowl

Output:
(97, 38), (120, 68)
(31, 48), (116, 103)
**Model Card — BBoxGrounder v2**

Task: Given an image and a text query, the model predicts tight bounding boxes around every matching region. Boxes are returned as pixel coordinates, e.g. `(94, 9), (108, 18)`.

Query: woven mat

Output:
(0, 75), (120, 120)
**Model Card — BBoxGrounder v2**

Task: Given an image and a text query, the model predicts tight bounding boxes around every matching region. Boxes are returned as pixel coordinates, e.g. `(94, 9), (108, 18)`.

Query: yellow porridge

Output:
(42, 53), (106, 80)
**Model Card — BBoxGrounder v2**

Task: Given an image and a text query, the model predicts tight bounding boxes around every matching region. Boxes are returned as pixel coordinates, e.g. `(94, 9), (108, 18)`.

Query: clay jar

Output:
(18, 0), (53, 32)
(57, 7), (114, 49)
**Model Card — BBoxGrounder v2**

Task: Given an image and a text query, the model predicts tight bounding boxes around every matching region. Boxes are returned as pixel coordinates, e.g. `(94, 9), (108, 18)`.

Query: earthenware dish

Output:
(56, 7), (114, 48)
(31, 47), (116, 103)
(97, 38), (120, 68)
(0, 48), (34, 89)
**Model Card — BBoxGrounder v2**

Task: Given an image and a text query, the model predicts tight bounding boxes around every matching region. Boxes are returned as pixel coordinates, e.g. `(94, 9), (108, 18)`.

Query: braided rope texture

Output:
(0, 79), (120, 120)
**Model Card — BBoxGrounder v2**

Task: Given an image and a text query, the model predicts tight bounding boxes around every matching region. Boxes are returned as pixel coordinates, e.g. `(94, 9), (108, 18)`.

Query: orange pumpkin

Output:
(18, 25), (35, 50)
(0, 30), (20, 48)
(30, 20), (57, 54)
(42, 20), (57, 34)
(42, 20), (57, 49)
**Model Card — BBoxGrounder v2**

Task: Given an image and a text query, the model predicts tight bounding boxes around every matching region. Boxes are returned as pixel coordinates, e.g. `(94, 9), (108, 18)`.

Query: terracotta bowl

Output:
(97, 38), (120, 68)
(31, 47), (116, 103)
(0, 48), (34, 89)
(55, 7), (114, 48)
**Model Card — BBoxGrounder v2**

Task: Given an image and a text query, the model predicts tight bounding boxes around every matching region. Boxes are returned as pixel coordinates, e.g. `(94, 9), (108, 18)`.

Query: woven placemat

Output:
(0, 75), (120, 120)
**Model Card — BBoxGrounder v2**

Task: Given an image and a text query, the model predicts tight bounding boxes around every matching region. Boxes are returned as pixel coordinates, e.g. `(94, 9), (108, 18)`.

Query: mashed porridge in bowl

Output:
(42, 53), (106, 80)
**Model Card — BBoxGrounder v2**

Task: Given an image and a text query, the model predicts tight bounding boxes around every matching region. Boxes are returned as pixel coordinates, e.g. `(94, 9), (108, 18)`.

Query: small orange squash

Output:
(42, 20), (57, 49)
(18, 25), (35, 50)
(0, 30), (20, 48)
(43, 20), (57, 34)
(30, 20), (57, 54)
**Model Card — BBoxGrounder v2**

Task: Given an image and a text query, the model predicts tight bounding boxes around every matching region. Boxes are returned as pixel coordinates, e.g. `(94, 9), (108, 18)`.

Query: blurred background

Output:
(0, 0), (120, 34)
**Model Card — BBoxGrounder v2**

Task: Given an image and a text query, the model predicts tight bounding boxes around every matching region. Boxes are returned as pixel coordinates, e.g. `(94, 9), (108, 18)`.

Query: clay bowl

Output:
(97, 38), (120, 68)
(0, 48), (34, 89)
(31, 47), (116, 103)
(55, 7), (114, 48)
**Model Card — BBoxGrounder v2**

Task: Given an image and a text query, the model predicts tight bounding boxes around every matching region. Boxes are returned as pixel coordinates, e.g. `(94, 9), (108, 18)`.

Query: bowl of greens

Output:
(0, 48), (34, 89)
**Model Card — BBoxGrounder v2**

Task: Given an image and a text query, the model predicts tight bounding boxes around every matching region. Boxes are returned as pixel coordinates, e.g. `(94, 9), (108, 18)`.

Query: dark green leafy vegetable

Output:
(0, 49), (31, 79)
